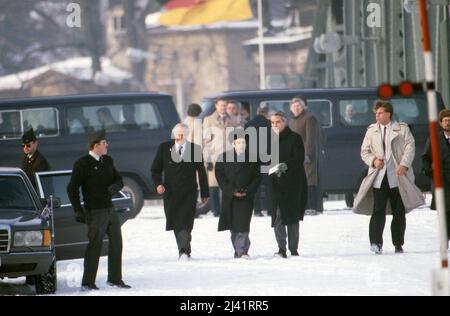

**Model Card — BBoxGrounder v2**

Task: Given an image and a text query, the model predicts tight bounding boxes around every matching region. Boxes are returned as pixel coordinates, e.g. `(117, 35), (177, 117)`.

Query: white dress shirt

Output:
(175, 142), (186, 157)
(89, 151), (101, 161)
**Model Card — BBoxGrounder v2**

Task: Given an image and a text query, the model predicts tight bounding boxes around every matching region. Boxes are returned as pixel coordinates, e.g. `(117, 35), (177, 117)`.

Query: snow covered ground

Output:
(1, 198), (446, 296)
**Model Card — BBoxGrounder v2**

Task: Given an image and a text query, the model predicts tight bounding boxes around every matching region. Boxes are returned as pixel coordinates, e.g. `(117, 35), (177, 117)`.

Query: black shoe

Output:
(107, 280), (131, 289)
(290, 250), (299, 256)
(81, 284), (99, 291)
(395, 246), (404, 254)
(274, 249), (287, 258)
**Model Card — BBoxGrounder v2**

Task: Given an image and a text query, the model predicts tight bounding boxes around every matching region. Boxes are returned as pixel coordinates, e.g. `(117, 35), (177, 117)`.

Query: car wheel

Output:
(35, 260), (57, 295)
(122, 177), (144, 218)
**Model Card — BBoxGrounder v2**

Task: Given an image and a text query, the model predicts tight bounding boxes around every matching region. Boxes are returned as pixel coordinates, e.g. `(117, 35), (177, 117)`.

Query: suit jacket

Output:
(151, 141), (209, 231)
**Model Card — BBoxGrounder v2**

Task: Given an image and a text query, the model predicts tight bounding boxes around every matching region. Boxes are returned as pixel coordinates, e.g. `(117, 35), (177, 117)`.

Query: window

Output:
(38, 173), (72, 207)
(37, 172), (126, 207)
(23, 108), (59, 137)
(261, 99), (332, 127)
(66, 103), (163, 135)
(0, 108), (58, 140)
(0, 176), (35, 210)
(0, 111), (22, 140)
(339, 98), (426, 127)
(308, 100), (332, 128)
(391, 98), (423, 124)
(339, 100), (374, 126)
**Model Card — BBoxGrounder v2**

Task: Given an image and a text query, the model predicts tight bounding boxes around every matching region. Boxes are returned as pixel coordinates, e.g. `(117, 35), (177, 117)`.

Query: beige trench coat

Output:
(203, 111), (232, 187)
(353, 121), (424, 215)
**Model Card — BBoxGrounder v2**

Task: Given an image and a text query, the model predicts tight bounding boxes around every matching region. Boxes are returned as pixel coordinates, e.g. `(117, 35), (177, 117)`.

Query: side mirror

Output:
(51, 197), (62, 209)
(41, 197), (62, 209)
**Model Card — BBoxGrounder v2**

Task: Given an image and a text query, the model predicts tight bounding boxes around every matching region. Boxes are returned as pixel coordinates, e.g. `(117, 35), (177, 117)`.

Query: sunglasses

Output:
(21, 143), (32, 148)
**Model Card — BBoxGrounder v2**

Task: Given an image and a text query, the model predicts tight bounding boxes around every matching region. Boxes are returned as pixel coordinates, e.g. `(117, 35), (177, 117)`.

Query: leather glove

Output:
(75, 210), (86, 224)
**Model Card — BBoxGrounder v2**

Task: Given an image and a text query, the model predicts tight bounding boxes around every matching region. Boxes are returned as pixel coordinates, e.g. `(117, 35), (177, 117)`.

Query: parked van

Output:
(0, 93), (180, 216)
(201, 88), (445, 206)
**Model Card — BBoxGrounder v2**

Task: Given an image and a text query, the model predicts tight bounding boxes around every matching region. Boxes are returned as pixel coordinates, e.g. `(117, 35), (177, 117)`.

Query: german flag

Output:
(158, 0), (205, 10)
(150, 0), (253, 26)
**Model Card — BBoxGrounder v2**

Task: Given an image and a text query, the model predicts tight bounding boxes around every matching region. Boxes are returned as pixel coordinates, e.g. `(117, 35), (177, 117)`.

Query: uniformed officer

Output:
(21, 128), (50, 191)
(67, 130), (130, 291)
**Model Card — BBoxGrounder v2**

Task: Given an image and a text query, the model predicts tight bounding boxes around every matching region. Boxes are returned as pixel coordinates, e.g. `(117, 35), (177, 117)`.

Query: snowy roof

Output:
(146, 19), (258, 33)
(242, 26), (313, 46)
(0, 57), (133, 91)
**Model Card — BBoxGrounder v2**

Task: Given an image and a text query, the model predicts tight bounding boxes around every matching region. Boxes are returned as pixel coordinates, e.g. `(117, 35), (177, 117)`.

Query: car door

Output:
(34, 170), (132, 260)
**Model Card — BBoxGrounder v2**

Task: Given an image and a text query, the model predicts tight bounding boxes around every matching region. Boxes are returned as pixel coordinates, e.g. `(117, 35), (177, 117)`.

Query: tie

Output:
(99, 156), (103, 163)
(383, 126), (387, 153)
(178, 145), (183, 156)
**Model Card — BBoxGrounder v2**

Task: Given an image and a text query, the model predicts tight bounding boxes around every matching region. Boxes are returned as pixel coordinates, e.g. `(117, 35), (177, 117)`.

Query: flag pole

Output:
(418, 0), (449, 296)
(257, 0), (266, 89)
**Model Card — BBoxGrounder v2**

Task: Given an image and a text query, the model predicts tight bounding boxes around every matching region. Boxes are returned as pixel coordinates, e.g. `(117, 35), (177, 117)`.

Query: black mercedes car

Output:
(0, 168), (132, 294)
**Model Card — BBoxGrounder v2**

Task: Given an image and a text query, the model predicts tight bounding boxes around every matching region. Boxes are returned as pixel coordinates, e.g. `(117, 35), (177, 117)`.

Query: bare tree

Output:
(80, 0), (106, 75)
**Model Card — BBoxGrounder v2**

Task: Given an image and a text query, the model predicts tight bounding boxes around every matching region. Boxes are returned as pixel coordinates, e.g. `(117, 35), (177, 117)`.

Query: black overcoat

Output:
(215, 150), (261, 232)
(269, 127), (308, 226)
(151, 141), (209, 232)
(22, 150), (50, 191)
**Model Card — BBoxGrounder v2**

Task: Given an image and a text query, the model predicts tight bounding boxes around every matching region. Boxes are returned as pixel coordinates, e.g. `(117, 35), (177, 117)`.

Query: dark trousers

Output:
(174, 229), (192, 255)
(231, 231), (250, 257)
(274, 208), (299, 252)
(82, 208), (123, 285)
(370, 176), (406, 248)
(210, 186), (222, 216)
(306, 185), (324, 213)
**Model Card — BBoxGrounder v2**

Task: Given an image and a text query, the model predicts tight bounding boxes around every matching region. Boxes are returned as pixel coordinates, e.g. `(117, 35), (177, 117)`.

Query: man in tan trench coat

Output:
(203, 97), (233, 217)
(353, 101), (424, 254)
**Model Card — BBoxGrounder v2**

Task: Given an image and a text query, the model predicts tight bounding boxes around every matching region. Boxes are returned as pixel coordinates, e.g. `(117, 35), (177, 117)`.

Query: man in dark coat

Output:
(269, 111), (308, 258)
(215, 128), (261, 259)
(245, 105), (272, 216)
(67, 130), (130, 291)
(422, 109), (450, 243)
(21, 128), (50, 191)
(151, 123), (209, 259)
(288, 95), (323, 215)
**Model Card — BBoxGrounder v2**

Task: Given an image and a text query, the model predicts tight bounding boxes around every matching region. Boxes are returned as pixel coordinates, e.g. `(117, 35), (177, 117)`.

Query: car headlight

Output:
(14, 231), (44, 247)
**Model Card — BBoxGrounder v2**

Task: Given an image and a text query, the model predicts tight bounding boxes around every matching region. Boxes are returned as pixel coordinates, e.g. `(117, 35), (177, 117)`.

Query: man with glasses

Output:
(21, 128), (50, 191)
(67, 130), (131, 291)
(354, 101), (424, 255)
